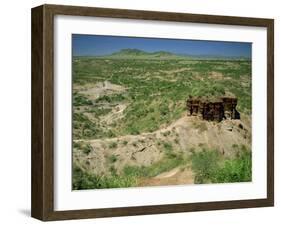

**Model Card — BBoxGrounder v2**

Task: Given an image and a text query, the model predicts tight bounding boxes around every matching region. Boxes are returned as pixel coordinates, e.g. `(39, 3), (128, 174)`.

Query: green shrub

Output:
(213, 150), (252, 183)
(83, 144), (93, 155)
(72, 165), (136, 189)
(212, 84), (225, 95)
(109, 154), (118, 163)
(73, 113), (102, 139)
(162, 131), (171, 137)
(129, 127), (140, 135)
(191, 149), (220, 183)
(95, 94), (125, 103)
(122, 140), (128, 145)
(106, 130), (116, 138)
(191, 148), (252, 184)
(95, 95), (111, 103)
(73, 93), (93, 106)
(73, 141), (83, 149)
(72, 165), (101, 190)
(73, 142), (93, 155)
(87, 107), (111, 117)
(163, 142), (172, 151)
(109, 166), (117, 175)
(109, 142), (117, 149)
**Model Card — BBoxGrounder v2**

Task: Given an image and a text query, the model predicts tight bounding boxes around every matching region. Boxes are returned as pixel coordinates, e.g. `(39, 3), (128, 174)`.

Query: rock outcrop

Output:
(186, 96), (240, 122)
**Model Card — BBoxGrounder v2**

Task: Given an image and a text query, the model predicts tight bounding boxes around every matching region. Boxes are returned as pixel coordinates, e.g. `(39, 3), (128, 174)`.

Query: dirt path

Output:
(137, 166), (194, 187)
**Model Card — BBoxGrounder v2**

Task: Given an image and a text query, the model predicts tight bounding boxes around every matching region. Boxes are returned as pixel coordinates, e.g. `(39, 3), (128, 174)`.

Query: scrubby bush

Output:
(73, 93), (93, 106)
(73, 142), (93, 155)
(73, 113), (102, 139)
(163, 142), (172, 151)
(129, 126), (140, 135)
(72, 165), (101, 190)
(109, 142), (117, 149)
(191, 149), (220, 183)
(72, 165), (135, 189)
(213, 150), (252, 183)
(191, 148), (252, 184)
(109, 154), (118, 163)
(95, 94), (125, 103)
(122, 140), (128, 145)
(83, 144), (93, 155)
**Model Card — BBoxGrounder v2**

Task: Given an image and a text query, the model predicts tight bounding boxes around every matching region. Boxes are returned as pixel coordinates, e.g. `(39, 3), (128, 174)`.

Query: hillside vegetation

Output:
(72, 49), (252, 189)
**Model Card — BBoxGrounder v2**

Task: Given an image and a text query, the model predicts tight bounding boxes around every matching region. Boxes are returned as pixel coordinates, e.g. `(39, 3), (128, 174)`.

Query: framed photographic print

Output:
(31, 4), (274, 221)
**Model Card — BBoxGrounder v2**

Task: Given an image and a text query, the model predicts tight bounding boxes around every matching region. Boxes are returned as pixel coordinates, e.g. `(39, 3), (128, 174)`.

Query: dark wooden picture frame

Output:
(31, 4), (274, 221)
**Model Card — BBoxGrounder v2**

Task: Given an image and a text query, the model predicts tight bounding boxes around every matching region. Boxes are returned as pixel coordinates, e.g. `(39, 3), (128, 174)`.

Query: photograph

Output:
(72, 34), (252, 190)
(30, 3), (274, 220)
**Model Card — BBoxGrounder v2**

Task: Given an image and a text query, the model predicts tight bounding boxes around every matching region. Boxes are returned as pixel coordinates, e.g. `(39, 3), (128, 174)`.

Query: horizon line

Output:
(73, 48), (251, 59)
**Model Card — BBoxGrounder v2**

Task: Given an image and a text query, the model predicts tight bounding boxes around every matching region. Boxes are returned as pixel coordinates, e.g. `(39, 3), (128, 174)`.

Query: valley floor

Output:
(72, 58), (252, 189)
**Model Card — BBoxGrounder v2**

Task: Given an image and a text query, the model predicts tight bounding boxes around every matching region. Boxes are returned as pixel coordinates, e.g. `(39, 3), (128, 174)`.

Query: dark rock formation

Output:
(186, 96), (240, 122)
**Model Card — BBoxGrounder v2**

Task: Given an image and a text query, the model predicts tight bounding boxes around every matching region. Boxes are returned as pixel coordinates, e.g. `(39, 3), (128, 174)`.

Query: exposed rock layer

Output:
(186, 96), (240, 122)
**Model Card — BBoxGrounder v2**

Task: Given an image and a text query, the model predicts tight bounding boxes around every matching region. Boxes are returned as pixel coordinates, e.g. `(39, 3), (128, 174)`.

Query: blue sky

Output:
(72, 34), (251, 58)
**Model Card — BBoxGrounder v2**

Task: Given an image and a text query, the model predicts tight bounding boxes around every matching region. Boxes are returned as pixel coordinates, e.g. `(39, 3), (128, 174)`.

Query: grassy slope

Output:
(72, 55), (252, 189)
(73, 57), (251, 139)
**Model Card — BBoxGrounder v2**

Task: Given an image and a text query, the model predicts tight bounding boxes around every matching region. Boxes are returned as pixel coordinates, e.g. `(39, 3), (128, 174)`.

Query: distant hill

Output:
(111, 48), (147, 56)
(109, 48), (180, 59)
(77, 48), (250, 61)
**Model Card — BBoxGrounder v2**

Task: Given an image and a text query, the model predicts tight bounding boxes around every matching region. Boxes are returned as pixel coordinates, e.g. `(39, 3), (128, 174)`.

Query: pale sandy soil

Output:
(73, 114), (251, 177)
(73, 81), (251, 187)
(137, 166), (194, 187)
